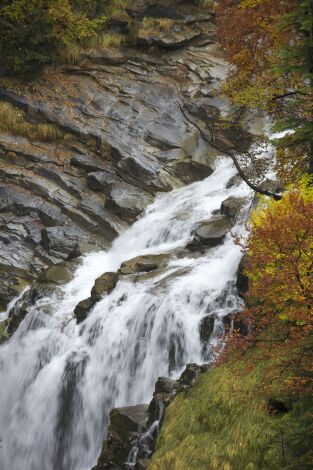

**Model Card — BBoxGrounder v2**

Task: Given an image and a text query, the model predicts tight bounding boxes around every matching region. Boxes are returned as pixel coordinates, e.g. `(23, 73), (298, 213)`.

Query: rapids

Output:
(0, 157), (252, 470)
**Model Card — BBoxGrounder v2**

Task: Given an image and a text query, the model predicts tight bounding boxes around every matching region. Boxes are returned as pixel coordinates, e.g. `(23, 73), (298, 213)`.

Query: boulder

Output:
(179, 363), (209, 387)
(74, 297), (95, 324)
(91, 272), (119, 301)
(74, 272), (119, 324)
(187, 216), (231, 251)
(91, 405), (149, 470)
(154, 377), (178, 395)
(38, 265), (74, 284)
(221, 196), (246, 223)
(119, 254), (169, 275)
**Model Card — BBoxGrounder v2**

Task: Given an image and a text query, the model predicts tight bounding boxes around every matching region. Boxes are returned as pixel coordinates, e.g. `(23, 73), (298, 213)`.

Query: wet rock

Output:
(92, 405), (149, 470)
(136, 459), (150, 470)
(187, 216), (231, 251)
(106, 183), (153, 221)
(74, 297), (95, 324)
(199, 315), (215, 344)
(120, 254), (169, 275)
(179, 363), (201, 386)
(223, 313), (251, 337)
(6, 301), (29, 337)
(221, 196), (246, 223)
(226, 174), (242, 188)
(236, 255), (249, 298)
(41, 226), (82, 260)
(0, 269), (29, 311)
(91, 272), (119, 301)
(147, 377), (179, 427)
(74, 272), (119, 324)
(171, 160), (213, 184)
(39, 265), (74, 284)
(154, 377), (178, 395)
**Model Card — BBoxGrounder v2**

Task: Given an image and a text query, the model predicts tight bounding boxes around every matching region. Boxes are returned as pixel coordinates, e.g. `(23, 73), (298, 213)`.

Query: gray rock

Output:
(171, 160), (213, 184)
(74, 297), (95, 324)
(38, 265), (74, 284)
(221, 196), (246, 223)
(226, 174), (242, 188)
(41, 226), (82, 260)
(120, 254), (169, 275)
(187, 216), (231, 251)
(91, 405), (149, 470)
(199, 315), (215, 344)
(236, 255), (249, 298)
(91, 272), (119, 301)
(106, 183), (153, 221)
(154, 377), (178, 395)
(179, 363), (209, 386)
(87, 171), (117, 194)
(80, 48), (128, 66)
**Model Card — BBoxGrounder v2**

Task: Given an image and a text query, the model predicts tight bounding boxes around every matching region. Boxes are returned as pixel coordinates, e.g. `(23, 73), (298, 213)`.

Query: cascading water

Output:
(0, 157), (252, 470)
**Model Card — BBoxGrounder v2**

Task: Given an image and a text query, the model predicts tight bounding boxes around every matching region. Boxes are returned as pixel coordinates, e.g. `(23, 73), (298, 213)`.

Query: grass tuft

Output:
(0, 102), (64, 142)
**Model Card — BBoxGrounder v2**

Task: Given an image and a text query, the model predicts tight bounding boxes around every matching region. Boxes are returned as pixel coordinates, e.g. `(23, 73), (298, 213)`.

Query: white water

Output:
(0, 158), (251, 470)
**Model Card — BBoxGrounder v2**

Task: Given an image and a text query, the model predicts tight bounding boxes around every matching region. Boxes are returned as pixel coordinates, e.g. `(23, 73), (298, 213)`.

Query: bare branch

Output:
(177, 100), (282, 200)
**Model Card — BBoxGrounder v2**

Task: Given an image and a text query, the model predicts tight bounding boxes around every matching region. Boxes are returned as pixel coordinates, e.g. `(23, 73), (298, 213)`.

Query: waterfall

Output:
(0, 157), (252, 470)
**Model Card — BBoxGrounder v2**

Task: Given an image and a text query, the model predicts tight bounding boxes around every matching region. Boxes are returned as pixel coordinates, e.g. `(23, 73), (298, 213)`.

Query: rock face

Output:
(0, 0), (252, 310)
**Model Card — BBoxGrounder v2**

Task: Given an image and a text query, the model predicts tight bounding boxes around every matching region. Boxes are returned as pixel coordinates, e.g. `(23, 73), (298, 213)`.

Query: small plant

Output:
(0, 102), (64, 142)
(101, 32), (126, 48)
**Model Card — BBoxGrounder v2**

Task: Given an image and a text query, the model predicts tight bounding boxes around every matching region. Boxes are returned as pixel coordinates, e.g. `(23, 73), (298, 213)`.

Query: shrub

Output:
(0, 0), (106, 73)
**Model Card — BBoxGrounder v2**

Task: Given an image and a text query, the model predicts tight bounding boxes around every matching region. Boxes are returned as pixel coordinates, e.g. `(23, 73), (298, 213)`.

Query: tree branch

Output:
(271, 91), (309, 101)
(178, 100), (282, 200)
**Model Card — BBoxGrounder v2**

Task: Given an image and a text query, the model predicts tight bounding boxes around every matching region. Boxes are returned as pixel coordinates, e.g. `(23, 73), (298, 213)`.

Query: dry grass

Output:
(138, 17), (175, 38)
(0, 102), (64, 142)
(101, 32), (127, 48)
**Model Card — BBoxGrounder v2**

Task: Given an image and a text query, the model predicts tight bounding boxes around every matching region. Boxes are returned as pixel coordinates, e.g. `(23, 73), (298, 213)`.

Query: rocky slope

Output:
(0, 2), (257, 469)
(0, 0), (252, 314)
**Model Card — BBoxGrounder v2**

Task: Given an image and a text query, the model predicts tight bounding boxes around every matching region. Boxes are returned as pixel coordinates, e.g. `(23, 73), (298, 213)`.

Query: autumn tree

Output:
(242, 178), (313, 326)
(216, 0), (313, 180)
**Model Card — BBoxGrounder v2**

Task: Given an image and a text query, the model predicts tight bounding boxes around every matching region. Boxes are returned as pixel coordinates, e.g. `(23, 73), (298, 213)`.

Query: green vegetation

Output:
(216, 0), (313, 180)
(0, 102), (64, 141)
(0, 0), (130, 74)
(137, 17), (175, 38)
(150, 330), (313, 470)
